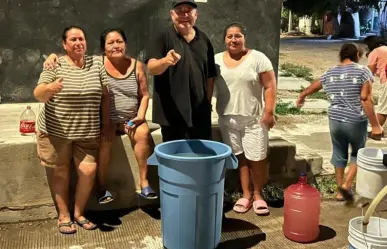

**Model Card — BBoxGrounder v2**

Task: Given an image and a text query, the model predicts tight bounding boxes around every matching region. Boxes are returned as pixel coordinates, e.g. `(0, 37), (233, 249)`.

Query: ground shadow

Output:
(285, 225), (336, 244)
(85, 208), (134, 232)
(218, 218), (266, 248)
(140, 203), (161, 220)
(316, 225), (337, 242)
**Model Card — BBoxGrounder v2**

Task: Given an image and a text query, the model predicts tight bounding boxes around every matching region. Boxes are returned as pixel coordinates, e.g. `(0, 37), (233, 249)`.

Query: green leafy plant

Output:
(280, 63), (314, 82)
(276, 99), (304, 115)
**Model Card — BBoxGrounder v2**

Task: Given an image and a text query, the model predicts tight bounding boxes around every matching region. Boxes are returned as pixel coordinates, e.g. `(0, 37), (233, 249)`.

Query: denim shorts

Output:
(329, 119), (367, 168)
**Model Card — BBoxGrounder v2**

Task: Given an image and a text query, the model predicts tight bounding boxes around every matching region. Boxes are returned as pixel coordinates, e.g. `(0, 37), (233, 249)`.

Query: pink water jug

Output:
(283, 173), (321, 243)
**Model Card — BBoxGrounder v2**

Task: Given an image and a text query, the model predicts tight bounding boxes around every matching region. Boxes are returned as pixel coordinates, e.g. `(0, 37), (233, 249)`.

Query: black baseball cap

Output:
(172, 0), (197, 8)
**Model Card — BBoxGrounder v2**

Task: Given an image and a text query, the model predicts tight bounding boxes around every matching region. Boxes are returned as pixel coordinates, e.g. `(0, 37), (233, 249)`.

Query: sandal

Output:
(253, 199), (270, 216)
(338, 187), (354, 202)
(58, 221), (76, 234)
(75, 219), (97, 230)
(98, 190), (114, 204)
(233, 198), (253, 213)
(137, 186), (158, 200)
(368, 131), (384, 141)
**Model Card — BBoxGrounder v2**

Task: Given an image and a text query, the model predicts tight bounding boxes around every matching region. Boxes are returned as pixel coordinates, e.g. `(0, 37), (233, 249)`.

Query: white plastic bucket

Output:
(356, 148), (387, 199)
(348, 216), (387, 249)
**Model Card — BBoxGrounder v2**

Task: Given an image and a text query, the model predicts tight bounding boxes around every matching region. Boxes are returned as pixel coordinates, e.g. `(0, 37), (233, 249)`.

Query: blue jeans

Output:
(329, 119), (367, 168)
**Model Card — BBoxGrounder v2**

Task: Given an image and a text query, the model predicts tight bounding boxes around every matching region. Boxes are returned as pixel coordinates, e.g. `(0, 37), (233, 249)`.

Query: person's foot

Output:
(57, 217), (76, 234)
(338, 185), (354, 202)
(253, 192), (264, 202)
(140, 179), (150, 189)
(335, 192), (346, 202)
(98, 190), (114, 204)
(252, 194), (270, 216)
(74, 216), (97, 230)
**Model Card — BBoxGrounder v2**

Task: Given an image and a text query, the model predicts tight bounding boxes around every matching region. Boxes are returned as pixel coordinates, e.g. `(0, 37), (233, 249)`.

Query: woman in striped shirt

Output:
(44, 28), (157, 204)
(34, 26), (111, 234)
(296, 43), (383, 201)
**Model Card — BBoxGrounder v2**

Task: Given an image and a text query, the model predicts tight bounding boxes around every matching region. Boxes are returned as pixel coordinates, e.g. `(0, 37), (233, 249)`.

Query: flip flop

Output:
(75, 219), (97, 230)
(137, 186), (158, 200)
(233, 198), (252, 213)
(338, 187), (354, 202)
(98, 190), (114, 204)
(253, 199), (270, 216)
(58, 221), (76, 235)
(368, 131), (384, 141)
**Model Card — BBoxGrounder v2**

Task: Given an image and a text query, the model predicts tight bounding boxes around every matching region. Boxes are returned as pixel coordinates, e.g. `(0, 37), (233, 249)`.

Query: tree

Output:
(283, 0), (380, 16)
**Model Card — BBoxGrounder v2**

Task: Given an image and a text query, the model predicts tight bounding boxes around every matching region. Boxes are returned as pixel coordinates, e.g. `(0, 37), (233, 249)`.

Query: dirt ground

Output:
(279, 37), (369, 78)
(278, 36), (382, 113)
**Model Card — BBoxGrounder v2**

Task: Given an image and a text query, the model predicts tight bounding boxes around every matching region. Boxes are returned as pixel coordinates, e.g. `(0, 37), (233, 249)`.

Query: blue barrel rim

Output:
(154, 139), (232, 161)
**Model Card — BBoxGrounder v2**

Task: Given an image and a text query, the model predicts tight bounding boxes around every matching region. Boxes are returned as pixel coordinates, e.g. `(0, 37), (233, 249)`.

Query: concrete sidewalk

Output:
(2, 200), (383, 249)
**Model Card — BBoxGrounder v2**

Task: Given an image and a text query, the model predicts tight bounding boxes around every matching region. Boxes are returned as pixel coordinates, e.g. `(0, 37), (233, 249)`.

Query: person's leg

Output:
(237, 154), (252, 200)
(37, 132), (75, 234)
(218, 116), (251, 213)
(343, 121), (368, 192)
(122, 122), (156, 198)
(243, 120), (269, 215)
(376, 83), (387, 128)
(97, 125), (116, 204)
(377, 113), (387, 127)
(73, 139), (99, 230)
(328, 119), (349, 200)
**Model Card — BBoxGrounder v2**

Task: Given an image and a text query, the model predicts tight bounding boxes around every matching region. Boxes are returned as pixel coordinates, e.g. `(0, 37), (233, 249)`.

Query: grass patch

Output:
(289, 86), (328, 100)
(276, 99), (304, 115)
(281, 62), (314, 82)
(311, 176), (337, 199)
(280, 71), (293, 77)
(275, 99), (328, 116)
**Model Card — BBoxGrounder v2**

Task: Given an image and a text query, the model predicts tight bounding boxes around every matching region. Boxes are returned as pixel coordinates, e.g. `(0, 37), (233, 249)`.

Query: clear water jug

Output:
(283, 173), (321, 243)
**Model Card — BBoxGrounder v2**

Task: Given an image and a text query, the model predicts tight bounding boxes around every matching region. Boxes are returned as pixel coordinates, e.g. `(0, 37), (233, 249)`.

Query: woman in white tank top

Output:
(214, 23), (277, 216)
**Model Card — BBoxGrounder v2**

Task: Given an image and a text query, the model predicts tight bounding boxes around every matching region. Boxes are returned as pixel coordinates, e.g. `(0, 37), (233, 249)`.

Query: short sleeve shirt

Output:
(145, 25), (217, 127)
(368, 46), (387, 84)
(214, 50), (273, 117)
(320, 63), (373, 123)
(37, 55), (108, 140)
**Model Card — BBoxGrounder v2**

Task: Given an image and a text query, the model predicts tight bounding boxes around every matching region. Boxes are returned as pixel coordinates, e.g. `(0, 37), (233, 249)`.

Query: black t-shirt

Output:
(145, 25), (217, 127)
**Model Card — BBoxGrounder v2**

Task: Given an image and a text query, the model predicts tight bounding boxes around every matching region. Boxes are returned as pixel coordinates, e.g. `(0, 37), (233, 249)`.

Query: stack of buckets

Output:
(348, 148), (387, 249)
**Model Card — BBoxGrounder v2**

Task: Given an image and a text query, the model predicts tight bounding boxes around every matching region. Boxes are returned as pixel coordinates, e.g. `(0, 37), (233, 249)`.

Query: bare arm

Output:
(368, 64), (377, 74)
(296, 79), (323, 108)
(136, 62), (150, 120)
(33, 78), (63, 103)
(147, 58), (170, 76)
(361, 80), (380, 128)
(300, 80), (323, 98)
(34, 84), (54, 103)
(260, 70), (277, 116)
(147, 50), (181, 76)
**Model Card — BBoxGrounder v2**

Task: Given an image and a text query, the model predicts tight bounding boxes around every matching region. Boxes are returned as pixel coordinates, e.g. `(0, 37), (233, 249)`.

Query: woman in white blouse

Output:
(213, 23), (277, 216)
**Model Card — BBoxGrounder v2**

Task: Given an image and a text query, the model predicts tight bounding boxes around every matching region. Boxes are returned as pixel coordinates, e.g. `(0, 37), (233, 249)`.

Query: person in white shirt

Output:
(213, 23), (277, 216)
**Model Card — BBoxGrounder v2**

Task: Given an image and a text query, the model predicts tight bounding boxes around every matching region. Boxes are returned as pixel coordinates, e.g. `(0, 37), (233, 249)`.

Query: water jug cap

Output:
(299, 172), (306, 176)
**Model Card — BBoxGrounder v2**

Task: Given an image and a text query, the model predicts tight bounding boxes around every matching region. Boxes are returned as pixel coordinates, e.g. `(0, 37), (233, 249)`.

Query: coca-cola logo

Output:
(20, 121), (36, 133)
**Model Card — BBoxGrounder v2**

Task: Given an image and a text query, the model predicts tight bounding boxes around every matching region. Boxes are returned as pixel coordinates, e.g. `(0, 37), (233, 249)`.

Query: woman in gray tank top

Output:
(44, 28), (157, 203)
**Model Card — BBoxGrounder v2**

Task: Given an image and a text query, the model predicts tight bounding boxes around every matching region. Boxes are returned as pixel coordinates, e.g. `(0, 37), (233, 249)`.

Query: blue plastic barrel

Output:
(147, 139), (238, 249)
